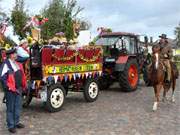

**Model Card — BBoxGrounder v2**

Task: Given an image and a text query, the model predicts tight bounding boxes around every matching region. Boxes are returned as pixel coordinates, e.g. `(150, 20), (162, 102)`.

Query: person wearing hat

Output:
(0, 48), (27, 133)
(158, 34), (173, 84)
(16, 39), (29, 62)
(0, 48), (7, 103)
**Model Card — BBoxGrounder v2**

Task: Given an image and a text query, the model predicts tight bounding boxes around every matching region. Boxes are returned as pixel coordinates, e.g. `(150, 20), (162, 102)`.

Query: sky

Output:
(1, 0), (180, 43)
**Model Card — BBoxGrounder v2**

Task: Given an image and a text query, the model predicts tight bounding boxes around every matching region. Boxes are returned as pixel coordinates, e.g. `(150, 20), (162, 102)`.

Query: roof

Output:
(100, 32), (138, 37)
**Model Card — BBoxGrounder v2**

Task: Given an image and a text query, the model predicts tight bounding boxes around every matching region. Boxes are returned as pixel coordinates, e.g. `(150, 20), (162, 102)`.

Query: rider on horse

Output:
(157, 34), (173, 84)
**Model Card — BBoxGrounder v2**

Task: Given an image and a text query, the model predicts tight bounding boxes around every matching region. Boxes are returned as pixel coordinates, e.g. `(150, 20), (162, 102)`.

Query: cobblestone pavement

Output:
(0, 79), (179, 135)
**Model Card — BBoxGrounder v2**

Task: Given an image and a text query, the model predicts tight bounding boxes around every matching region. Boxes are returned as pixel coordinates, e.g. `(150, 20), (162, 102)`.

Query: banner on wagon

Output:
(44, 64), (102, 74)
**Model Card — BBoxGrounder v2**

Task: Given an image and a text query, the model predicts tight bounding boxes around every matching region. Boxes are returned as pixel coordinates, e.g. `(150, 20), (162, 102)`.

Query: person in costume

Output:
(157, 34), (173, 84)
(0, 47), (27, 133)
(16, 39), (29, 62)
(23, 15), (48, 41)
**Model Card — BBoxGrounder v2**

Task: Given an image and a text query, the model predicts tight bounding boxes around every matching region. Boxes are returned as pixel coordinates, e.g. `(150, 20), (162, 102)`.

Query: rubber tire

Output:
(143, 66), (151, 86)
(22, 93), (33, 108)
(98, 75), (110, 90)
(46, 83), (65, 112)
(119, 59), (139, 92)
(83, 78), (99, 102)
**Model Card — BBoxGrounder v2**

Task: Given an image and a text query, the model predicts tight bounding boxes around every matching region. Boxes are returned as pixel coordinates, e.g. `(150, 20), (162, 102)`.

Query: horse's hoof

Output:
(162, 97), (168, 102)
(153, 102), (158, 111)
(153, 108), (157, 111)
(171, 99), (175, 103)
(153, 108), (157, 112)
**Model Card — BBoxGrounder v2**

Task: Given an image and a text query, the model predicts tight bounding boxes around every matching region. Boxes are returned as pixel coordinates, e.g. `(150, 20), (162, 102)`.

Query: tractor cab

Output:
(96, 32), (139, 63)
(96, 32), (147, 92)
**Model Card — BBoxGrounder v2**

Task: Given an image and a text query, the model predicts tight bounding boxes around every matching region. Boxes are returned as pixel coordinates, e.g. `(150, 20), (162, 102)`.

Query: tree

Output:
(41, 0), (83, 41)
(0, 0), (7, 26)
(11, 0), (29, 39)
(175, 23), (180, 48)
(41, 0), (65, 39)
(63, 0), (83, 41)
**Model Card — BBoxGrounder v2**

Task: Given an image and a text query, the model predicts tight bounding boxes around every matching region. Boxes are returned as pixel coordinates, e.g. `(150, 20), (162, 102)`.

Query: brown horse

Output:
(149, 45), (177, 111)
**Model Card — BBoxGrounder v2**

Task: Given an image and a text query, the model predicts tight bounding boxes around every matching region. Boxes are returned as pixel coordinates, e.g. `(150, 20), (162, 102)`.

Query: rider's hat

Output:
(159, 34), (167, 39)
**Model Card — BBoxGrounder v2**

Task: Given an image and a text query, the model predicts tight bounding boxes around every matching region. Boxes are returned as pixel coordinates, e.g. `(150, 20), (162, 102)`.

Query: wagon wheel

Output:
(46, 83), (66, 112)
(22, 91), (33, 108)
(83, 78), (99, 102)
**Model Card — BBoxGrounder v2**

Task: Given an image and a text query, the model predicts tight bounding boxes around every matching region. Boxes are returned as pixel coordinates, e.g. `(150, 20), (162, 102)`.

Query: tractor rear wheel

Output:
(119, 59), (139, 92)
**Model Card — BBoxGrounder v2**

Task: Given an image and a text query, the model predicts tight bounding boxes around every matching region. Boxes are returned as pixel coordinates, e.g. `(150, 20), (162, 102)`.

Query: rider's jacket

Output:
(158, 42), (173, 59)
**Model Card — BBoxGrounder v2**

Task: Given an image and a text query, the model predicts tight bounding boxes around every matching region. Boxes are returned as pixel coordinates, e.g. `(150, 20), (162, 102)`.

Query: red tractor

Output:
(96, 32), (148, 92)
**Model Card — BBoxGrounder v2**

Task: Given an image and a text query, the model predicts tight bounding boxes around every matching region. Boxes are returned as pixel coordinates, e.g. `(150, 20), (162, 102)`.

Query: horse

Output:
(149, 45), (177, 111)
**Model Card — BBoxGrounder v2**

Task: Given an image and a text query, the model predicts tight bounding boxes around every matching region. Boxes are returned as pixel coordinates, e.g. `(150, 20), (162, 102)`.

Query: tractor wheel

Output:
(119, 59), (139, 92)
(22, 92), (33, 108)
(98, 75), (110, 90)
(84, 78), (99, 102)
(143, 66), (151, 86)
(46, 83), (65, 112)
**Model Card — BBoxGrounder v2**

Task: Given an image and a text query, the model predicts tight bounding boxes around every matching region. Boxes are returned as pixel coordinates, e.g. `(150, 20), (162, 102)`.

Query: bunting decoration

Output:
(54, 76), (59, 83)
(42, 71), (102, 83)
(64, 74), (68, 82)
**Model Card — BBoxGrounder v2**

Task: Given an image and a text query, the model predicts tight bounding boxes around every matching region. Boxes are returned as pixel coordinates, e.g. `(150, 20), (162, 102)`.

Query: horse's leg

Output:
(153, 85), (162, 111)
(171, 78), (176, 103)
(162, 83), (170, 102)
(162, 86), (167, 102)
(153, 85), (158, 111)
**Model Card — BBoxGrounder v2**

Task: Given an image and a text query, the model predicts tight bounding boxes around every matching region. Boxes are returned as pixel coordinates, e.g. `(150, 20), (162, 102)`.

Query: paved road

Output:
(0, 79), (179, 135)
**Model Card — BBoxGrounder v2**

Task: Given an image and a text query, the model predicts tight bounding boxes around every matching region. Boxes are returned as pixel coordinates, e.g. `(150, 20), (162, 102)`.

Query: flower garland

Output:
(52, 51), (78, 61)
(78, 50), (102, 62)
(51, 46), (103, 62)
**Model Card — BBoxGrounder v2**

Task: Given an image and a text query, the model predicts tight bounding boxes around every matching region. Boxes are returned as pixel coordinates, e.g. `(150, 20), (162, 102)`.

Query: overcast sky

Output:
(1, 0), (180, 43)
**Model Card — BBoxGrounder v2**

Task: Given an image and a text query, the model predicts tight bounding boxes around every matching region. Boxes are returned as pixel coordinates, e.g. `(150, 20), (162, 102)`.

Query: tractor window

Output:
(96, 37), (119, 46)
(130, 38), (136, 54)
(122, 36), (136, 54)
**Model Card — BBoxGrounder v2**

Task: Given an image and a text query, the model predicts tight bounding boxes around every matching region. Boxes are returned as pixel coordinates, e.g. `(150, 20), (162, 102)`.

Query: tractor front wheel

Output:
(119, 59), (139, 92)
(143, 65), (151, 86)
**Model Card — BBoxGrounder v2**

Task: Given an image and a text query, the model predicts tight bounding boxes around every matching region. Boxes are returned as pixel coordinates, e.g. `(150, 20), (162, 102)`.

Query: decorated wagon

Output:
(23, 43), (103, 112)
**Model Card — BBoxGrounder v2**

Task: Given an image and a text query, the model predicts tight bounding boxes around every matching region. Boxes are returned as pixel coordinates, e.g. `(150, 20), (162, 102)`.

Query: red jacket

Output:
(0, 60), (27, 93)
